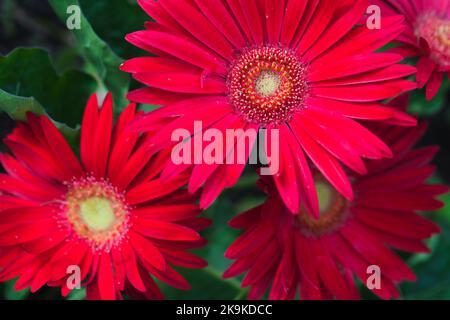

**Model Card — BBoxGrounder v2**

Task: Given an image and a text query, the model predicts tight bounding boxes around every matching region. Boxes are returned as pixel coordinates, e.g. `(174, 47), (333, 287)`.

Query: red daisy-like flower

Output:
(0, 94), (208, 300)
(122, 0), (417, 217)
(224, 120), (448, 300)
(373, 0), (449, 99)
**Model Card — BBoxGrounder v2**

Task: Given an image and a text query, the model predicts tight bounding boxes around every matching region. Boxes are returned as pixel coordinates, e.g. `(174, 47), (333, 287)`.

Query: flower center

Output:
(78, 197), (116, 231)
(63, 177), (130, 252)
(255, 71), (281, 97)
(415, 12), (450, 67)
(297, 178), (348, 237)
(228, 47), (309, 125)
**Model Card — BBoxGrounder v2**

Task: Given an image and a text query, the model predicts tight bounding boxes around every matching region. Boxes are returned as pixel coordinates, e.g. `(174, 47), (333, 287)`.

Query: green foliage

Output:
(67, 289), (86, 300)
(402, 221), (450, 299)
(0, 88), (78, 143)
(409, 79), (449, 117)
(79, 0), (148, 59)
(399, 191), (450, 300)
(48, 0), (130, 111)
(0, 48), (97, 127)
(3, 280), (29, 301)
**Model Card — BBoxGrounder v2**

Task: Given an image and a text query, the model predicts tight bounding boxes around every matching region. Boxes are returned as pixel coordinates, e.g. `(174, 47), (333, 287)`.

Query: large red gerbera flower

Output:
(224, 120), (448, 300)
(0, 94), (208, 300)
(373, 0), (449, 99)
(122, 0), (417, 217)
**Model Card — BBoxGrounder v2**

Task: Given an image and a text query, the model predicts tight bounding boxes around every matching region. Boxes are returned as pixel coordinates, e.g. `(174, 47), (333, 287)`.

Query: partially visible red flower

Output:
(0, 94), (208, 300)
(374, 0), (449, 99)
(122, 0), (417, 217)
(224, 122), (447, 300)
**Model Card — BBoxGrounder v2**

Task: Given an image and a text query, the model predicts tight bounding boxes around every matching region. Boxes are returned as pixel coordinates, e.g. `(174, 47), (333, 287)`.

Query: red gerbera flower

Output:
(123, 0), (417, 217)
(373, 0), (449, 99)
(224, 120), (448, 300)
(0, 94), (208, 300)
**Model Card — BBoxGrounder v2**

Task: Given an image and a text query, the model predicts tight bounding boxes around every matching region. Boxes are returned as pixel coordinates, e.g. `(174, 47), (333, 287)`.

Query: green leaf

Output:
(409, 78), (449, 117)
(78, 0), (148, 60)
(67, 288), (86, 300)
(0, 88), (78, 143)
(437, 191), (450, 223)
(0, 48), (97, 127)
(3, 280), (29, 300)
(401, 218), (450, 299)
(401, 189), (450, 300)
(48, 0), (130, 112)
(199, 198), (240, 273)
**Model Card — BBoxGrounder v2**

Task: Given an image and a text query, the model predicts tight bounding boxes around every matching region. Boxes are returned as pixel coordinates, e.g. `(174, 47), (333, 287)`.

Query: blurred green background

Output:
(0, 0), (449, 300)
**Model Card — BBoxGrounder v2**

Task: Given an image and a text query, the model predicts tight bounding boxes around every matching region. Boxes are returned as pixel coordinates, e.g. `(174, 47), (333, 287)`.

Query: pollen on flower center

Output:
(78, 197), (116, 231)
(297, 177), (348, 237)
(415, 12), (450, 67)
(255, 71), (282, 97)
(62, 177), (130, 252)
(228, 47), (309, 125)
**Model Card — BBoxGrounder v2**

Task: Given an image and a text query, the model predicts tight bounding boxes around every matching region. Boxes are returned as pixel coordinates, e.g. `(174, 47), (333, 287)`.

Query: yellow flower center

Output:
(255, 71), (282, 98)
(78, 197), (116, 231)
(64, 177), (130, 252)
